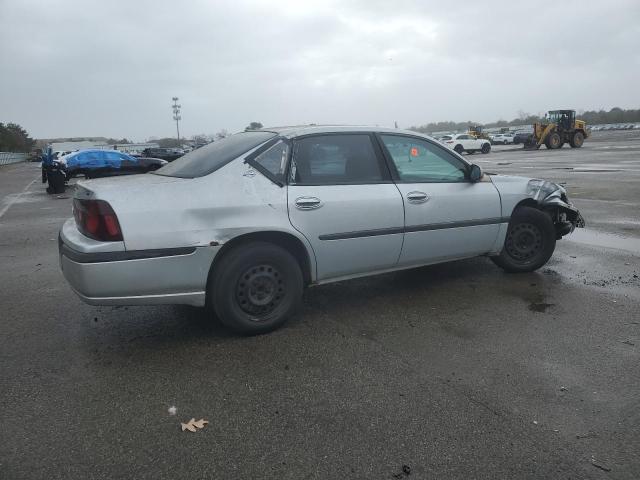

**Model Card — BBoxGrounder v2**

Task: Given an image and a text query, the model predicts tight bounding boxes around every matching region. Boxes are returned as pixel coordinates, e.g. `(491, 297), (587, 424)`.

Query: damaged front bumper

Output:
(527, 180), (585, 237)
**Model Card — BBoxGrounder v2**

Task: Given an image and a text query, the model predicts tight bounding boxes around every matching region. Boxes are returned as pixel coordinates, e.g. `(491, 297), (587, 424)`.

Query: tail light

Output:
(73, 199), (123, 241)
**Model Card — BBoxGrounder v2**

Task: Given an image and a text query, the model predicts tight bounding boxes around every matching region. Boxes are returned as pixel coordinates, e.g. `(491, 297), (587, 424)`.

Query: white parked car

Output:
(491, 134), (514, 145)
(59, 126), (584, 334)
(443, 134), (491, 154)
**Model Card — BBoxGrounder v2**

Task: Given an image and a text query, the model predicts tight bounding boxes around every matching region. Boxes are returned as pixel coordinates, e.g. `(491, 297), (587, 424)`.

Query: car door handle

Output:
(295, 196), (322, 210)
(406, 191), (430, 204)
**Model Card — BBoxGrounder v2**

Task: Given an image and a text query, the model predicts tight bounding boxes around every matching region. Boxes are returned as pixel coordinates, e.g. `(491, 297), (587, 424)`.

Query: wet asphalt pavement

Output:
(1, 131), (639, 479)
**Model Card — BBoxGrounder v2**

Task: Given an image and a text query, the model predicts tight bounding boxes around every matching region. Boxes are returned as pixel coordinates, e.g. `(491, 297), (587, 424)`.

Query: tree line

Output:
(409, 107), (640, 134)
(0, 123), (35, 152)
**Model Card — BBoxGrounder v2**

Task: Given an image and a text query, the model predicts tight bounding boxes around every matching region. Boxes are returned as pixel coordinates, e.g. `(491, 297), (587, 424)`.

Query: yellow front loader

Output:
(524, 110), (589, 150)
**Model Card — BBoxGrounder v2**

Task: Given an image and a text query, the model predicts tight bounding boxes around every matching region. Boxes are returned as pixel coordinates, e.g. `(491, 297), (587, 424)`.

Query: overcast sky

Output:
(1, 0), (639, 141)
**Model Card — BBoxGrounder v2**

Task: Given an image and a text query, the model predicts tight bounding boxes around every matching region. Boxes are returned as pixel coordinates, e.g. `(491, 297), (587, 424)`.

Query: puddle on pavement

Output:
(572, 168), (621, 173)
(566, 229), (640, 254)
(528, 301), (554, 313)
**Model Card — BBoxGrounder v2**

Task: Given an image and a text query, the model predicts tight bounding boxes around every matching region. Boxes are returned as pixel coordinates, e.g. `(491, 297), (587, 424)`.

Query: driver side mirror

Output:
(469, 164), (483, 182)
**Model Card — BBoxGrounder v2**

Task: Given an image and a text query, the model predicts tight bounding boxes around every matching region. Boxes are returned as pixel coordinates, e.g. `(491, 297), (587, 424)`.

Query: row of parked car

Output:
(40, 147), (192, 194)
(437, 131), (535, 148)
(590, 123), (639, 131)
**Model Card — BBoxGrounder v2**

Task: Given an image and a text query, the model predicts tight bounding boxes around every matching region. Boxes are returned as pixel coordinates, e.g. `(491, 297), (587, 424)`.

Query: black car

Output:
(513, 130), (533, 145)
(141, 147), (184, 162)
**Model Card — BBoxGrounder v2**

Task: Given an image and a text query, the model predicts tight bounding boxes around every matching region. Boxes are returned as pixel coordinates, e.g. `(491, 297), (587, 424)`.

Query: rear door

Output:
(287, 133), (404, 281)
(458, 134), (476, 150)
(377, 134), (502, 266)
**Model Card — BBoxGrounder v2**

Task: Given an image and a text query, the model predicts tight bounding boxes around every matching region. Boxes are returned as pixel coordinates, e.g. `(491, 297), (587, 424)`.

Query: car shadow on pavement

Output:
(78, 256), (549, 361)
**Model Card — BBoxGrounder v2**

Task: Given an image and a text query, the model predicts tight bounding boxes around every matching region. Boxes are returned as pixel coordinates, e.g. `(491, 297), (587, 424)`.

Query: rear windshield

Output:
(154, 131), (277, 178)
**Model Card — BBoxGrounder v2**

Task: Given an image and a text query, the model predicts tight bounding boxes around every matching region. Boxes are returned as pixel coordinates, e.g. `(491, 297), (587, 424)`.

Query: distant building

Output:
(49, 141), (159, 154)
(50, 140), (107, 152)
(109, 143), (159, 154)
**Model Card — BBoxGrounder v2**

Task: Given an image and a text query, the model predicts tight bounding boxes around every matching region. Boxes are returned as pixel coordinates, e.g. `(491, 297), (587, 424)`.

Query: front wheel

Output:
(545, 132), (562, 149)
(481, 143), (491, 154)
(570, 131), (584, 148)
(491, 207), (556, 273)
(454, 144), (464, 154)
(210, 242), (303, 334)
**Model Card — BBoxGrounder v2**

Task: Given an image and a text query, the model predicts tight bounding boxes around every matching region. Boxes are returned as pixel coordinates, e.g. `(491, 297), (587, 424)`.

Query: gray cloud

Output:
(1, 0), (638, 140)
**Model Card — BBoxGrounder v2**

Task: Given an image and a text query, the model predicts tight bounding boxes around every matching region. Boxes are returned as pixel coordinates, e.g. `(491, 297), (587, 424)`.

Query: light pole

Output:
(172, 97), (181, 142)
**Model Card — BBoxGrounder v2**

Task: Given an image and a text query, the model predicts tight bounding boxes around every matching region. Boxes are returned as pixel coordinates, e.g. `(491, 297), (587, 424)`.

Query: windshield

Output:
(154, 131), (277, 178)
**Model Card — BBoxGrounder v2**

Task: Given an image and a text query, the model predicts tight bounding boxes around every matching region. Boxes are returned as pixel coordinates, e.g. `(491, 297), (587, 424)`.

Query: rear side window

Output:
(246, 139), (289, 185)
(155, 131), (276, 178)
(289, 134), (384, 185)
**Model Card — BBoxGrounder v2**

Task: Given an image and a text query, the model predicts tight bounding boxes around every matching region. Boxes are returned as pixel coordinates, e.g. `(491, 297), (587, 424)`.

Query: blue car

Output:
(60, 149), (167, 179)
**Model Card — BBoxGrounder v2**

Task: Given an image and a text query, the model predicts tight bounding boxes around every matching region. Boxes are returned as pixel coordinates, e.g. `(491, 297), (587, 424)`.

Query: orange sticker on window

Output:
(410, 147), (419, 157)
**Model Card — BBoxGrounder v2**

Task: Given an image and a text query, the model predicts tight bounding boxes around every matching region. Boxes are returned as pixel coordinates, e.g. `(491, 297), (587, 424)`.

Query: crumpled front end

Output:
(526, 179), (585, 237)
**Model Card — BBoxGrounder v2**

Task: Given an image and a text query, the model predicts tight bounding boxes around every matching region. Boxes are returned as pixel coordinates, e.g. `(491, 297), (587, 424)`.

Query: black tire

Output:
(491, 207), (556, 273)
(481, 143), (491, 154)
(502, 140), (507, 145)
(570, 131), (584, 148)
(210, 242), (303, 335)
(454, 144), (464, 154)
(545, 132), (561, 149)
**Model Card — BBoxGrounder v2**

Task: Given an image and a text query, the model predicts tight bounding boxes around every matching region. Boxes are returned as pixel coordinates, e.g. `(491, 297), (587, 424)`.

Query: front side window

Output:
(380, 135), (468, 183)
(290, 134), (384, 185)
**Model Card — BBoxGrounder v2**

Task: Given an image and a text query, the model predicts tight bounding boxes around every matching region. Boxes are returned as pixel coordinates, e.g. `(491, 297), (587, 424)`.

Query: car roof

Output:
(258, 125), (434, 140)
(69, 149), (129, 155)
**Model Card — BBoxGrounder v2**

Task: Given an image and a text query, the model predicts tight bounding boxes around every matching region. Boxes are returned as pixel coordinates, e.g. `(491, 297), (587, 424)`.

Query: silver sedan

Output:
(59, 126), (584, 334)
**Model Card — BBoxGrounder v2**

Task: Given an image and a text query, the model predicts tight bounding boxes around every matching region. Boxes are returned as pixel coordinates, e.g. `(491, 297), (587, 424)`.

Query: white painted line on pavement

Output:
(0, 177), (38, 220)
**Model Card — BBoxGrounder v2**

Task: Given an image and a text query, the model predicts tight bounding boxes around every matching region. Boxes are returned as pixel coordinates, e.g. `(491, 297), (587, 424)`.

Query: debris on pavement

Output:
(576, 431), (598, 439)
(392, 464), (412, 478)
(181, 418), (209, 432)
(168, 406), (177, 415)
(560, 386), (568, 392)
(591, 458), (611, 472)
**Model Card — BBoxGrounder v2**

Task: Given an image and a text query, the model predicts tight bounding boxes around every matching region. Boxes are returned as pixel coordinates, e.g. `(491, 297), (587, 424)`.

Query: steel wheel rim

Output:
(505, 223), (543, 262)
(236, 264), (285, 320)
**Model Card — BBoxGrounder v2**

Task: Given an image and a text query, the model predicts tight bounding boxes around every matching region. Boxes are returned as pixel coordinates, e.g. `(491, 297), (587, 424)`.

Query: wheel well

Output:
(512, 198), (538, 214)
(206, 231), (313, 302)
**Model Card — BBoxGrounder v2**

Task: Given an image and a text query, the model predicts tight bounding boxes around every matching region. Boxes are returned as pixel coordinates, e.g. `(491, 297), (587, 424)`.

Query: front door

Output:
(287, 133), (404, 281)
(377, 134), (503, 266)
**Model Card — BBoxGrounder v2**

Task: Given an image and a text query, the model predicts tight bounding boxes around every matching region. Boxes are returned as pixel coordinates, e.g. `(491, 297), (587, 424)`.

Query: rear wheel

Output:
(545, 132), (562, 149)
(210, 242), (303, 335)
(491, 207), (556, 273)
(454, 144), (464, 154)
(481, 143), (491, 154)
(570, 131), (585, 148)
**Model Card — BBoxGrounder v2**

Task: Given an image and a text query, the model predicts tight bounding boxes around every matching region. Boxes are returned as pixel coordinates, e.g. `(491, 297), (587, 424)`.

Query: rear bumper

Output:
(58, 222), (220, 307)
